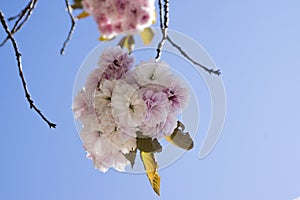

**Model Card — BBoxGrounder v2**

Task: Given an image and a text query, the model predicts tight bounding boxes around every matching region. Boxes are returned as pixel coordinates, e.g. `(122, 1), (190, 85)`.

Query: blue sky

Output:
(1, 0), (300, 199)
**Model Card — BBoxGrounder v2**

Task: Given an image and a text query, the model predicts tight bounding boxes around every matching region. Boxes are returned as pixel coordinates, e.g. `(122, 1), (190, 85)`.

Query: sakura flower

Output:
(73, 69), (104, 123)
(80, 126), (100, 151)
(81, 119), (135, 172)
(140, 113), (177, 139)
(84, 67), (103, 98)
(158, 114), (178, 138)
(96, 107), (116, 136)
(89, 155), (109, 172)
(82, 0), (155, 39)
(111, 80), (146, 129)
(72, 89), (91, 121)
(81, 0), (95, 14)
(73, 46), (192, 175)
(99, 46), (134, 80)
(163, 78), (190, 114)
(134, 61), (173, 88)
(81, 113), (102, 133)
(88, 136), (130, 172)
(115, 0), (129, 15)
(96, 106), (137, 152)
(105, 128), (137, 154)
(142, 89), (169, 126)
(94, 79), (117, 114)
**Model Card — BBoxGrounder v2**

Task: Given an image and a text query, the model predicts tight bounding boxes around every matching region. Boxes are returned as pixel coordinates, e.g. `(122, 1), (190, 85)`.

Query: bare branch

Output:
(0, 10), (57, 128)
(155, 0), (169, 61)
(60, 0), (76, 55)
(12, 0), (38, 35)
(0, 0), (38, 47)
(166, 36), (221, 76)
(154, 0), (220, 75)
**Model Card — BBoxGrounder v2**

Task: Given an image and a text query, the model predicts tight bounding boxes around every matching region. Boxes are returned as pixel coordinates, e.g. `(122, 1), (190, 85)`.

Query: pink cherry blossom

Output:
(73, 47), (191, 173)
(82, 0), (155, 39)
(158, 114), (178, 138)
(84, 67), (103, 98)
(87, 135), (130, 172)
(142, 89), (169, 126)
(163, 78), (190, 114)
(111, 80), (146, 129)
(134, 60), (173, 87)
(72, 89), (89, 120)
(94, 79), (117, 114)
(98, 46), (134, 80)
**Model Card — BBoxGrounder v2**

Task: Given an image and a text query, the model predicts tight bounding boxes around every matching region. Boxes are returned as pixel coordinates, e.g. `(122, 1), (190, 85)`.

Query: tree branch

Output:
(0, 0), (38, 47)
(0, 10), (56, 128)
(155, 0), (169, 61)
(166, 36), (221, 76)
(155, 0), (220, 75)
(60, 0), (76, 55)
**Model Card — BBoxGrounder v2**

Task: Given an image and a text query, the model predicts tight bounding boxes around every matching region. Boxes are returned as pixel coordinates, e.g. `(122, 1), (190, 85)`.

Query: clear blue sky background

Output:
(1, 0), (300, 199)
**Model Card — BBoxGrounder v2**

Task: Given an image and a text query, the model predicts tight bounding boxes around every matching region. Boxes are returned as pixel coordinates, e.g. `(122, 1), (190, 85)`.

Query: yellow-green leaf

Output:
(71, 0), (83, 9)
(140, 151), (160, 196)
(76, 11), (90, 19)
(140, 28), (154, 45)
(117, 35), (134, 51)
(98, 35), (115, 41)
(165, 121), (194, 150)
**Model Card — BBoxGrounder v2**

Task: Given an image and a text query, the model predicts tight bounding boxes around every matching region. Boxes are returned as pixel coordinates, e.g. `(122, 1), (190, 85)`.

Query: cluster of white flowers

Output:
(82, 0), (155, 39)
(73, 46), (190, 172)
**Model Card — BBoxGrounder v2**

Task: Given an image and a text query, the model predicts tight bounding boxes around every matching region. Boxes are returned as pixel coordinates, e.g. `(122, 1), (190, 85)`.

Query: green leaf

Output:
(117, 35), (134, 51)
(140, 27), (154, 45)
(140, 151), (160, 196)
(165, 121), (194, 150)
(124, 149), (137, 168)
(76, 11), (90, 19)
(71, 0), (83, 10)
(137, 136), (162, 153)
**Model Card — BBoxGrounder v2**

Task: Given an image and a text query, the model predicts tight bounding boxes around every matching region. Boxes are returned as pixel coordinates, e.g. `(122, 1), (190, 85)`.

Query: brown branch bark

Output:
(0, 10), (56, 128)
(166, 36), (221, 76)
(60, 0), (76, 55)
(0, 0), (38, 47)
(155, 0), (221, 76)
(155, 0), (169, 61)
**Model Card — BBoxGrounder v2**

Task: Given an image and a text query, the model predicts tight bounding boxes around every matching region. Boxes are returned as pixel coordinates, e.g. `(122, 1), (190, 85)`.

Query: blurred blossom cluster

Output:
(82, 0), (156, 39)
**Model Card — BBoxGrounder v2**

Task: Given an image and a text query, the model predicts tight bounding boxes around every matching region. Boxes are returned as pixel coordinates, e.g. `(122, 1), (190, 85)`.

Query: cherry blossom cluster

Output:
(82, 0), (156, 39)
(72, 46), (189, 172)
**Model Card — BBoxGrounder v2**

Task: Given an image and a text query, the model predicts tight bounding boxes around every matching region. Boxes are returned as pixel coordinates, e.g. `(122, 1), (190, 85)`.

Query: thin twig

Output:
(60, 0), (76, 55)
(13, 0), (38, 35)
(8, 13), (22, 21)
(0, 10), (57, 128)
(0, 0), (38, 47)
(158, 0), (164, 30)
(154, 0), (221, 75)
(155, 0), (169, 61)
(166, 36), (221, 76)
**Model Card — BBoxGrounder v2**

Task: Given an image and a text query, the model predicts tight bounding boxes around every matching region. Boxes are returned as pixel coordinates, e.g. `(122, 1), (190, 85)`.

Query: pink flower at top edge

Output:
(82, 0), (155, 39)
